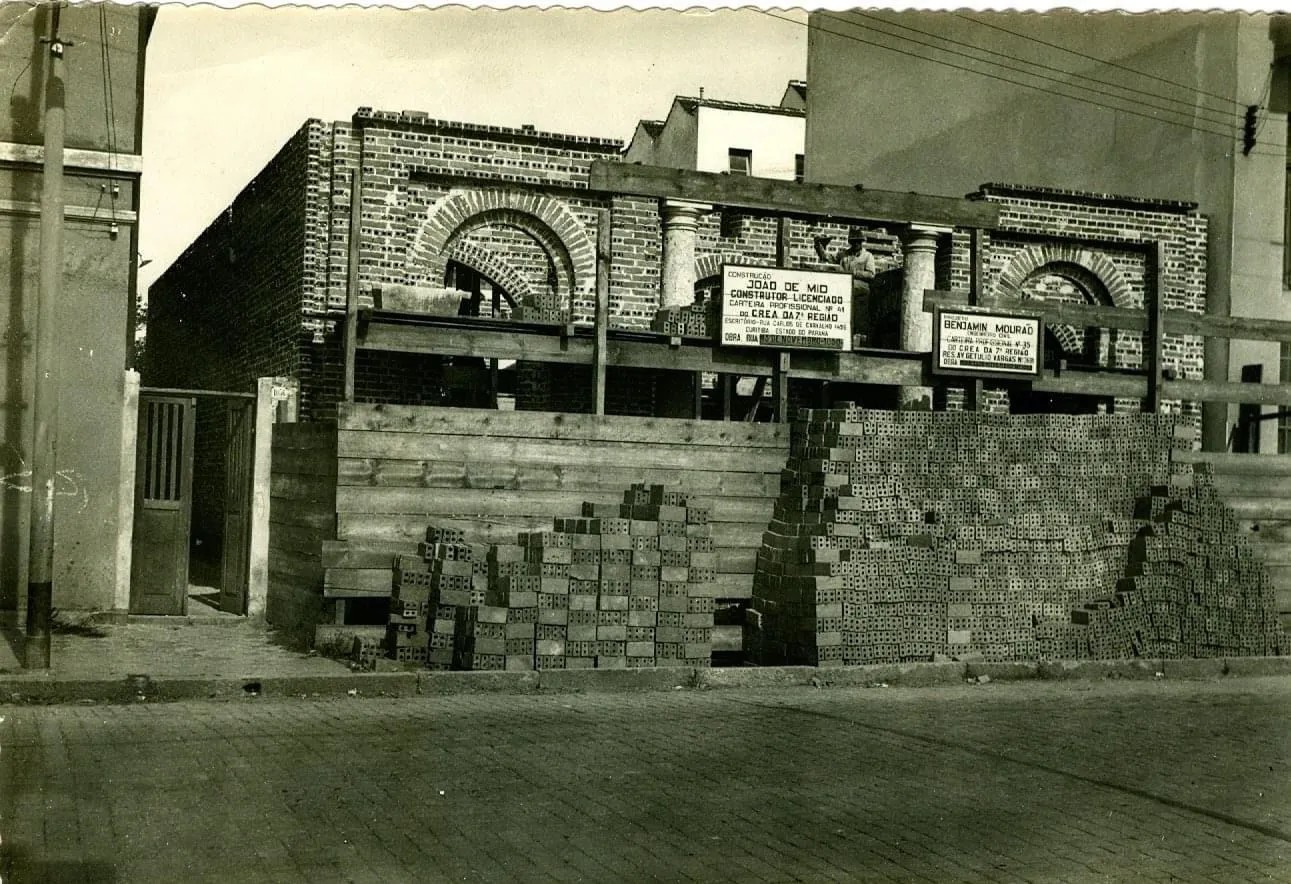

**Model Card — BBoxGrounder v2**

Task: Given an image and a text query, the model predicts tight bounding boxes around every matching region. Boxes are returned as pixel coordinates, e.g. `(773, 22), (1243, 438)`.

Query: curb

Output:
(3, 656), (1291, 705)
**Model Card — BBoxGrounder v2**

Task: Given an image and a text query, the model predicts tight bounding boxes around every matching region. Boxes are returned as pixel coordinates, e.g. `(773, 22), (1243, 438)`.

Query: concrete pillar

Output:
(113, 370), (140, 616)
(658, 200), (710, 418)
(660, 199), (710, 308)
(247, 377), (280, 620)
(898, 224), (951, 411)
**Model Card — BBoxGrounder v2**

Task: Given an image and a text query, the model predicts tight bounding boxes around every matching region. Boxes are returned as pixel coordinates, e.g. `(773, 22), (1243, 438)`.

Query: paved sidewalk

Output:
(2, 676), (1288, 883)
(0, 618), (356, 680)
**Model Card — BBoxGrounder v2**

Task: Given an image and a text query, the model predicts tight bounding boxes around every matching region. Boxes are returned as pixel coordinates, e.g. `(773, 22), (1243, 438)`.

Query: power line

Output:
(843, 10), (1241, 131)
(817, 11), (1243, 141)
(955, 13), (1250, 113)
(758, 10), (1287, 158)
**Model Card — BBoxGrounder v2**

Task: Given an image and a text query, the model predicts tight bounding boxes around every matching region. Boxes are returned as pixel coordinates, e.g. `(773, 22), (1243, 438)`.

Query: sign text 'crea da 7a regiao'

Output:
(719, 264), (853, 351)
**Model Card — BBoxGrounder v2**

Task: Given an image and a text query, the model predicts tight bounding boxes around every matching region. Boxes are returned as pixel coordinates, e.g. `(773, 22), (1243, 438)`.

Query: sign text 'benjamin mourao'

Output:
(935, 310), (1042, 377)
(720, 265), (853, 351)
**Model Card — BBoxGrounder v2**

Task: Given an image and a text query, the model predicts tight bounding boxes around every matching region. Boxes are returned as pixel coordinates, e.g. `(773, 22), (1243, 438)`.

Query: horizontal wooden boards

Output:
(1174, 451), (1291, 475)
(339, 404), (790, 447)
(335, 487), (773, 522)
(337, 458), (780, 496)
(591, 161), (1001, 229)
(321, 539), (758, 573)
(339, 431), (789, 474)
(338, 513), (770, 548)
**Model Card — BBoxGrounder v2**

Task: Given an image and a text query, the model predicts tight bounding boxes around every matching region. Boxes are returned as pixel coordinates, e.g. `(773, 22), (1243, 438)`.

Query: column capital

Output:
(902, 223), (953, 251)
(661, 198), (712, 222)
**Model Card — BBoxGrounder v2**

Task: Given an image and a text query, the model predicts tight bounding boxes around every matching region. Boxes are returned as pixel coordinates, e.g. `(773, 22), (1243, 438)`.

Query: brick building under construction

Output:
(141, 106), (1289, 664)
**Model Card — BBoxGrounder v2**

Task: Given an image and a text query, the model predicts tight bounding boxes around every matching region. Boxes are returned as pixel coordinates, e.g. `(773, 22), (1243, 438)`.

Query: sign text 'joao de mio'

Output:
(933, 308), (1044, 379)
(720, 264), (853, 351)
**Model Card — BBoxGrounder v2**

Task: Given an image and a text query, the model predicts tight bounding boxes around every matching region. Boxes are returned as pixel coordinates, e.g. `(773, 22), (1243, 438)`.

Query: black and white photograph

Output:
(0, 2), (1288, 881)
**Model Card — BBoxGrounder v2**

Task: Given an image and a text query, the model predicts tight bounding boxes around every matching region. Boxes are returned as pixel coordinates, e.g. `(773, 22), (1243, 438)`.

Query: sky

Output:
(137, 5), (810, 292)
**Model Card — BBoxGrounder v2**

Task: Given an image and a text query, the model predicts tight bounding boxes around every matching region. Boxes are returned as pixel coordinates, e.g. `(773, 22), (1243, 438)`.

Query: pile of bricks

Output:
(513, 292), (571, 324)
(1036, 473), (1283, 659)
(375, 484), (717, 671)
(378, 527), (488, 669)
(651, 294), (718, 338)
(747, 404), (1273, 666)
(458, 483), (717, 671)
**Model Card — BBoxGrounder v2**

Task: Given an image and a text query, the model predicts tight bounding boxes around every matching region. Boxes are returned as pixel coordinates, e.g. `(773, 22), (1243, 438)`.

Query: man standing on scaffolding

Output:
(815, 227), (876, 347)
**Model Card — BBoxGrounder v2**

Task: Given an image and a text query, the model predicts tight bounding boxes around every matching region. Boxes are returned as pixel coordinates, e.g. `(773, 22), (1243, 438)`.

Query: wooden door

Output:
(220, 400), (254, 614)
(130, 396), (196, 615)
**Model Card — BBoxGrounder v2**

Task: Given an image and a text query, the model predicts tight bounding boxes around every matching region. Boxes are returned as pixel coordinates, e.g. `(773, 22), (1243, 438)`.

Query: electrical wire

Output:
(757, 10), (1288, 159)
(842, 10), (1240, 131)
(815, 11), (1246, 142)
(955, 13), (1251, 113)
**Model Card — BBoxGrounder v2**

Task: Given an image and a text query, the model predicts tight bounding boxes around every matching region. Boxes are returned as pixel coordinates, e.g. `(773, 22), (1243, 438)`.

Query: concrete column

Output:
(658, 200), (710, 418)
(247, 377), (279, 620)
(113, 370), (140, 615)
(660, 199), (710, 308)
(898, 224), (951, 411)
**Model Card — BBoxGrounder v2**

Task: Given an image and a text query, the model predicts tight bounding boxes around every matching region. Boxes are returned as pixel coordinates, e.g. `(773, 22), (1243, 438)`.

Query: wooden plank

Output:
(322, 540), (411, 569)
(1163, 310), (1291, 343)
(268, 498), (336, 531)
(333, 486), (775, 522)
(338, 403), (790, 447)
(270, 474), (337, 502)
(1225, 498), (1291, 520)
(924, 290), (1147, 331)
(271, 425), (338, 451)
(1238, 520), (1291, 544)
(338, 458), (780, 496)
(1252, 545), (1291, 567)
(324, 568), (393, 593)
(1164, 379), (1291, 407)
(1173, 451), (1291, 475)
(1033, 371), (1146, 399)
(268, 553), (324, 583)
(1211, 474), (1291, 497)
(594, 209), (610, 415)
(773, 351), (790, 423)
(271, 448), (337, 477)
(1146, 242), (1166, 413)
(336, 513), (769, 548)
(337, 431), (791, 473)
(590, 161), (1001, 229)
(362, 322), (592, 365)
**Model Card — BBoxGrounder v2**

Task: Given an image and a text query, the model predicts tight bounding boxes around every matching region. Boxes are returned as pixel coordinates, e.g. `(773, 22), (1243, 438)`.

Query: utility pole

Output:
(26, 2), (67, 669)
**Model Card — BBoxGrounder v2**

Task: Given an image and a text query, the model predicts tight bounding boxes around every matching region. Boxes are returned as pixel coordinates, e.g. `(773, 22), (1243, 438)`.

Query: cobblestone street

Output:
(3, 676), (1289, 883)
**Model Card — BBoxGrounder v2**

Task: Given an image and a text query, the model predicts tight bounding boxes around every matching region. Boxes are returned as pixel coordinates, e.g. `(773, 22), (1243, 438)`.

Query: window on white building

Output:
(1280, 343), (1291, 453)
(728, 148), (752, 176)
(794, 154), (805, 183)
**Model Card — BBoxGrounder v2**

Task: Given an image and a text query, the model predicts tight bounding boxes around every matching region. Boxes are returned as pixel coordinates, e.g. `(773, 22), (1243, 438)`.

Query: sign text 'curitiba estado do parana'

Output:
(720, 265), (853, 351)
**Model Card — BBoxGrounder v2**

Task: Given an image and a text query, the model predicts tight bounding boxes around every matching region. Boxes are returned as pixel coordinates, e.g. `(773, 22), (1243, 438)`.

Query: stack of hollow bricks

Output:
(1046, 467), (1284, 660)
(382, 527), (489, 668)
(372, 484), (716, 671)
(651, 293), (719, 338)
(749, 404), (1285, 666)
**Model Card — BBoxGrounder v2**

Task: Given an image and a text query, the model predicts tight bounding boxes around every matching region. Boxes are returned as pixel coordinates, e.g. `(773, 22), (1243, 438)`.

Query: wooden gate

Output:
(220, 400), (255, 614)
(129, 394), (196, 615)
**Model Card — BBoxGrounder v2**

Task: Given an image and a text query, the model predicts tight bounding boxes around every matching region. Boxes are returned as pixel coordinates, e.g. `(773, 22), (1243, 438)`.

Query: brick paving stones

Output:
(2, 677), (1289, 883)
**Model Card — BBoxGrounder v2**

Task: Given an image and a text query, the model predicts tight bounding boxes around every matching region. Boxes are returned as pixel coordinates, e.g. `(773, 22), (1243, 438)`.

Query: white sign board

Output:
(720, 264), (853, 351)
(934, 309), (1043, 378)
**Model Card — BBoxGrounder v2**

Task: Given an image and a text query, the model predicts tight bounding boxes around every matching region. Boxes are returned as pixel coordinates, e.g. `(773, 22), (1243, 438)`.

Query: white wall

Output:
(695, 107), (803, 180)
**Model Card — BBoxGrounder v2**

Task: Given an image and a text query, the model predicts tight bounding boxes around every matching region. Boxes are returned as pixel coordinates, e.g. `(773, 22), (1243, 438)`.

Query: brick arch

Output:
(408, 189), (595, 301)
(448, 240), (534, 304)
(997, 246), (1129, 362)
(694, 252), (773, 284)
(993, 244), (1132, 308)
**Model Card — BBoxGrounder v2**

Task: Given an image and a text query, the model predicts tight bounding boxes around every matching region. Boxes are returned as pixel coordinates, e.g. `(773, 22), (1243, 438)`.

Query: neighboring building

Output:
(804, 10), (1289, 450)
(624, 84), (806, 181)
(0, 4), (156, 616)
